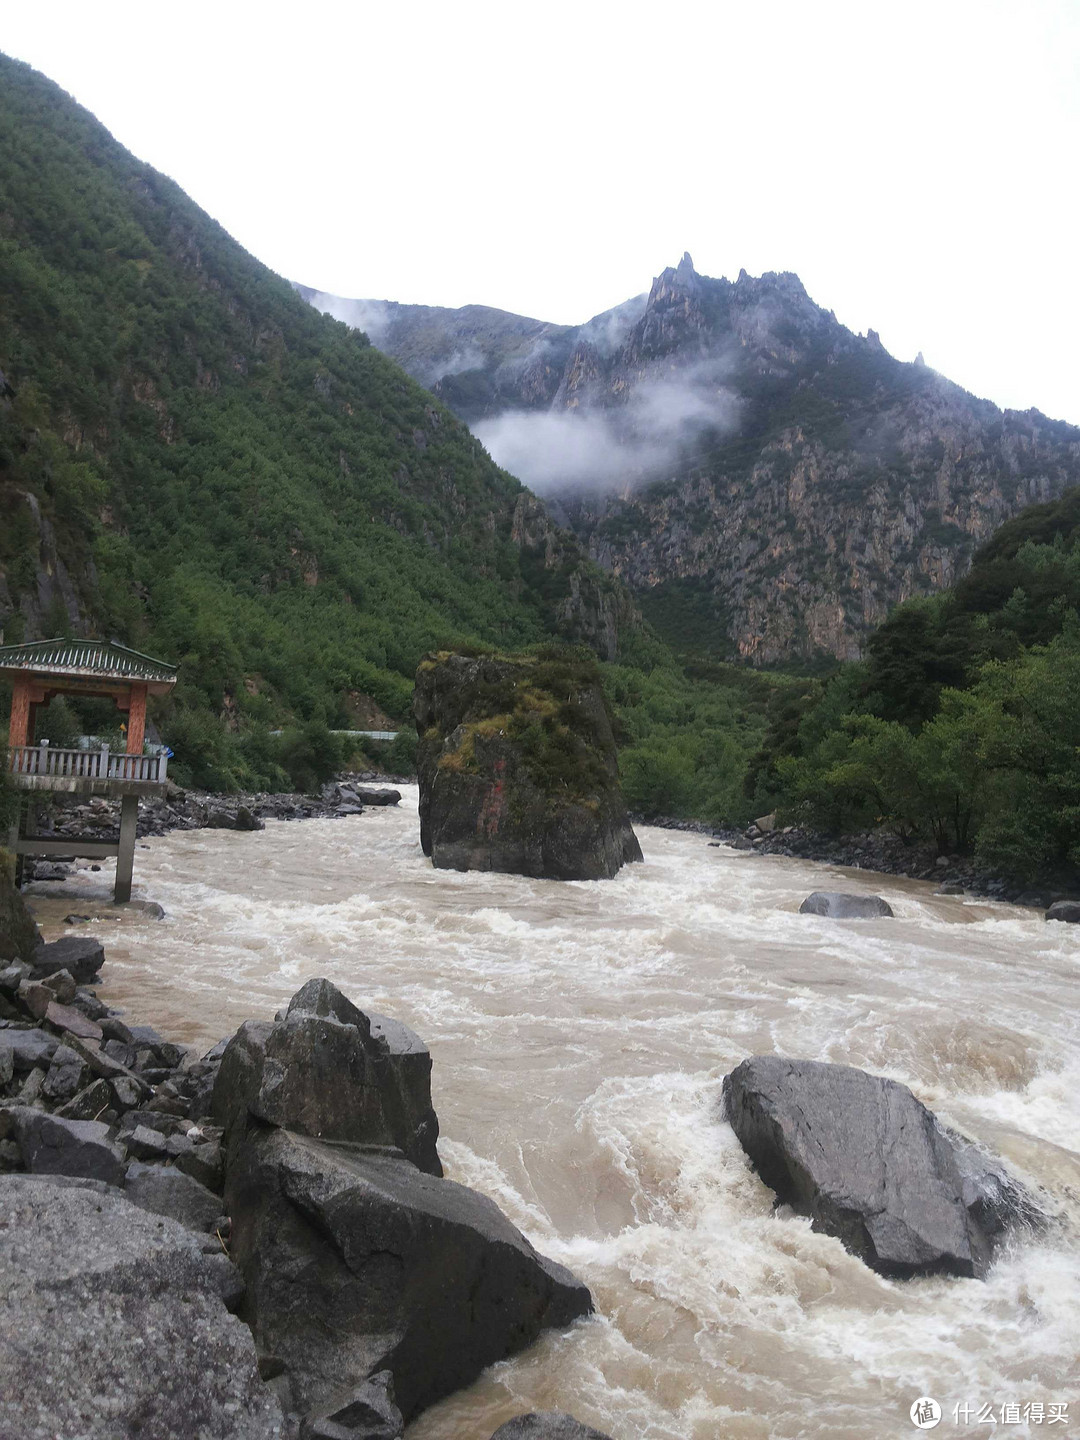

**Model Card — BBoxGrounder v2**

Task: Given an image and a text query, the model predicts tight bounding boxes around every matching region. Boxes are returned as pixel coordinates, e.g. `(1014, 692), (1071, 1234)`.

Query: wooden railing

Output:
(7, 744), (168, 784)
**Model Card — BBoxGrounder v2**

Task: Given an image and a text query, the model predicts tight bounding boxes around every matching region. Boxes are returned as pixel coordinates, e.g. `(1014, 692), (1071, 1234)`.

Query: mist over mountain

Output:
(300, 257), (1080, 664)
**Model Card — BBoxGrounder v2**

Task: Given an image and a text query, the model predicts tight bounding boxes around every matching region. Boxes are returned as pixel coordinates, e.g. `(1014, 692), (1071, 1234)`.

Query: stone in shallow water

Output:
(30, 936), (105, 985)
(1045, 900), (1080, 923)
(489, 1415), (615, 1440)
(722, 1056), (1035, 1279)
(798, 891), (893, 918)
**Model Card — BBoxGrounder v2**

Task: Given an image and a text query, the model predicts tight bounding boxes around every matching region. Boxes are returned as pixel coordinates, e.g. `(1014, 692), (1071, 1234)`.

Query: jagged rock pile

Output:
(1, 880), (596, 1440)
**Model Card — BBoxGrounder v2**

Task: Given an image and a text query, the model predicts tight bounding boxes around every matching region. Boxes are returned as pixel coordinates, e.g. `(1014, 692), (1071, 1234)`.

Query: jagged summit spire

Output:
(676, 251), (696, 277)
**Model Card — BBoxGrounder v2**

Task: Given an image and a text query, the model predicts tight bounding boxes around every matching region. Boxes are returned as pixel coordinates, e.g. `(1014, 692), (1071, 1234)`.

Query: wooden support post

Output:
(114, 794), (139, 904)
(126, 684), (147, 755)
(8, 677), (31, 749)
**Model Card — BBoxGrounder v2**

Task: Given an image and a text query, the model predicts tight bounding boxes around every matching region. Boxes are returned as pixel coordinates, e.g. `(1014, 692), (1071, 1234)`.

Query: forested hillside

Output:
(0, 56), (636, 786)
(749, 489), (1080, 884)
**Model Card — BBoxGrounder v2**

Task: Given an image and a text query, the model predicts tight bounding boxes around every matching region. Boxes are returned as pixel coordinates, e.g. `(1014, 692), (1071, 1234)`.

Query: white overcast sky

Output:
(4, 1), (1079, 422)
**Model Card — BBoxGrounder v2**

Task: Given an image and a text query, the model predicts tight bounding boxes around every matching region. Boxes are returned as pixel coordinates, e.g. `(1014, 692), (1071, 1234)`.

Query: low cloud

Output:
(426, 345), (485, 384)
(306, 293), (392, 346)
(475, 359), (740, 495)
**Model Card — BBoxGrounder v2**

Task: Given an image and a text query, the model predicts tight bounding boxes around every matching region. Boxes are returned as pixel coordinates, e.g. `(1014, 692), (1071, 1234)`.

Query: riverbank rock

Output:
(0, 1174), (282, 1440)
(30, 934), (105, 984)
(490, 1415), (615, 1440)
(212, 977), (441, 1177)
(1045, 900), (1080, 923)
(723, 1057), (1034, 1279)
(798, 891), (894, 918)
(414, 650), (642, 881)
(0, 858), (41, 963)
(226, 1129), (591, 1424)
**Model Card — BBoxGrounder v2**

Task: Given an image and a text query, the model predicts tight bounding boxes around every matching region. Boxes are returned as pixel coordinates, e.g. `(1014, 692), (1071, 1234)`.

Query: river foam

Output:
(26, 788), (1080, 1438)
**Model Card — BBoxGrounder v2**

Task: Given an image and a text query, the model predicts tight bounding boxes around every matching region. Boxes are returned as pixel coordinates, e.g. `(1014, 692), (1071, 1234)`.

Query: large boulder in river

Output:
(413, 650), (642, 881)
(1045, 900), (1080, 922)
(226, 1128), (592, 1425)
(723, 1057), (1035, 1279)
(0, 1174), (281, 1440)
(799, 891), (893, 918)
(213, 978), (441, 1176)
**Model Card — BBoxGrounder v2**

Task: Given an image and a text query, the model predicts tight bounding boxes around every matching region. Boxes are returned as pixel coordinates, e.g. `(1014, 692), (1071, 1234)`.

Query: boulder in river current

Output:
(413, 650), (642, 881)
(798, 891), (894, 918)
(722, 1056), (1035, 1279)
(1045, 900), (1080, 923)
(226, 1129), (591, 1425)
(214, 979), (592, 1431)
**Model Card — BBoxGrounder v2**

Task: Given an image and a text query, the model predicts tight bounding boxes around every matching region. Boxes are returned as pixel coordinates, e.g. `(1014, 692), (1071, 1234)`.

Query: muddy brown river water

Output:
(26, 788), (1080, 1439)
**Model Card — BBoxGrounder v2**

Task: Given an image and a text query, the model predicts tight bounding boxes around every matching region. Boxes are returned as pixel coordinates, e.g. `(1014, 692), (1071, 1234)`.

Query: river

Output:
(28, 788), (1080, 1439)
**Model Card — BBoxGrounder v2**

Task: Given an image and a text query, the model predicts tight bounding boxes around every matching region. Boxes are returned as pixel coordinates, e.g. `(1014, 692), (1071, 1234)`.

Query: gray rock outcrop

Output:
(798, 891), (894, 918)
(213, 978), (592, 1429)
(212, 977), (441, 1177)
(723, 1056), (1034, 1279)
(0, 1174), (282, 1440)
(414, 651), (642, 881)
(227, 1130), (590, 1424)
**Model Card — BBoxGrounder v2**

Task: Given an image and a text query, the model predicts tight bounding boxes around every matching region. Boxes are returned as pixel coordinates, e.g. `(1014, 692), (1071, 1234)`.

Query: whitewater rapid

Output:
(28, 788), (1080, 1439)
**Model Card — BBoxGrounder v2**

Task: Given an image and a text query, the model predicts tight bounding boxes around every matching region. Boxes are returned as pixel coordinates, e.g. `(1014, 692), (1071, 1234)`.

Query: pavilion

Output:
(2, 638), (177, 902)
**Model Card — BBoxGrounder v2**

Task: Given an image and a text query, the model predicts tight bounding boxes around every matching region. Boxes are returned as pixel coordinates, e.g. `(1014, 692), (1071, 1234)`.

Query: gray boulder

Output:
(1045, 900), (1080, 923)
(301, 1369), (402, 1440)
(722, 1057), (1035, 1279)
(352, 788), (401, 807)
(799, 891), (894, 918)
(10, 1108), (126, 1186)
(0, 1027), (58, 1072)
(213, 978), (440, 1177)
(30, 935), (105, 984)
(0, 1174), (281, 1440)
(490, 1416), (615, 1440)
(227, 1128), (591, 1424)
(124, 1160), (224, 1233)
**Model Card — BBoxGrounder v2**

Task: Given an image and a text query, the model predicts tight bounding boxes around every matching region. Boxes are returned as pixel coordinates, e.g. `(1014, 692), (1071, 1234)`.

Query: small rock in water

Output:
(489, 1416), (615, 1440)
(798, 891), (893, 918)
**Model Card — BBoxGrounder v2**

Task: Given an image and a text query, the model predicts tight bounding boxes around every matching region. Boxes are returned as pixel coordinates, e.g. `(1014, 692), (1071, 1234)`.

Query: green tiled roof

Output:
(0, 638), (176, 684)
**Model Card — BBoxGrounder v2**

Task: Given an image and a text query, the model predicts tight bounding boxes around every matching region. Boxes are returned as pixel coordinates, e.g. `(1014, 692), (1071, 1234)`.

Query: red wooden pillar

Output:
(8, 677), (31, 749)
(126, 683), (148, 754)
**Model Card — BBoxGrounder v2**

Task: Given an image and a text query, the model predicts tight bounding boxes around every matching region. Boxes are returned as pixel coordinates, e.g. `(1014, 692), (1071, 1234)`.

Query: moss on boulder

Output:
(414, 649), (642, 880)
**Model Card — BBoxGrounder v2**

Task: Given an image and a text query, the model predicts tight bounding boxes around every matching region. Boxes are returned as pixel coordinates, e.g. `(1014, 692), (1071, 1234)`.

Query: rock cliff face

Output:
(413, 651), (642, 880)
(303, 258), (1080, 663)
